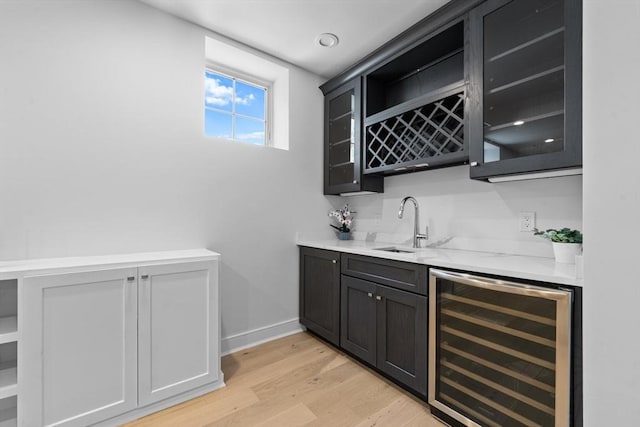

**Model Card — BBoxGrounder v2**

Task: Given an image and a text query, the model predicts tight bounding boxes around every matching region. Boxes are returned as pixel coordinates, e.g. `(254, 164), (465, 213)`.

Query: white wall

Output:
(344, 166), (582, 257)
(583, 1), (640, 425)
(0, 0), (331, 350)
(3, 1), (633, 423)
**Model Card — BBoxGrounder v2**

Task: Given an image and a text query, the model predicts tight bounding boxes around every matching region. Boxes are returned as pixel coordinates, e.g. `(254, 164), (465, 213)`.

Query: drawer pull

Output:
(376, 295), (383, 301)
(367, 292), (373, 298)
(127, 276), (135, 282)
(141, 274), (149, 280)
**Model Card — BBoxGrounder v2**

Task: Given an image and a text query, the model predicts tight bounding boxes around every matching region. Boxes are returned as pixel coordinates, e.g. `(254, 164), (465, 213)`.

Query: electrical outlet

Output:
(519, 212), (536, 232)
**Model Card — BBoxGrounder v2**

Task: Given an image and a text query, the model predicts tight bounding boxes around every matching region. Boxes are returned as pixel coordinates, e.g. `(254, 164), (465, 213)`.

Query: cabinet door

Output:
(138, 261), (219, 406)
(21, 268), (138, 427)
(299, 248), (340, 346)
(376, 285), (427, 396)
(324, 78), (383, 195)
(340, 276), (377, 365)
(468, 0), (582, 179)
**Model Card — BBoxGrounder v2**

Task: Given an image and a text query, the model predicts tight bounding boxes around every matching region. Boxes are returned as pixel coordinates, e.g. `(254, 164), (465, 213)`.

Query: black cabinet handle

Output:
(141, 274), (149, 280)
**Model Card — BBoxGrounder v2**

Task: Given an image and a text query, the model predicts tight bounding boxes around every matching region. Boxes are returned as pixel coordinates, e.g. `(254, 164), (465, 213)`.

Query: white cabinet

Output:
(138, 261), (219, 406)
(21, 268), (138, 427)
(0, 279), (18, 427)
(12, 250), (222, 427)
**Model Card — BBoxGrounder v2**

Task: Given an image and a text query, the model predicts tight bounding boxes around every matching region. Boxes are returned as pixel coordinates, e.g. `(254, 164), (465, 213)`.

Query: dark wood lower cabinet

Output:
(340, 275), (427, 397)
(300, 248), (428, 397)
(340, 276), (377, 365)
(299, 247), (340, 346)
(377, 284), (427, 396)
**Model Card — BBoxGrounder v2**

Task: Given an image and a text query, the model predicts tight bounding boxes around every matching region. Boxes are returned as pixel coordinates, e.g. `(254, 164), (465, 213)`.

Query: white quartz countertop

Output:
(297, 239), (582, 287)
(0, 248), (220, 279)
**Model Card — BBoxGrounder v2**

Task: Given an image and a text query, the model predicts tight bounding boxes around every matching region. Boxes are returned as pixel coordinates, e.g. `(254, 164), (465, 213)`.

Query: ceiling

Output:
(138, 0), (451, 79)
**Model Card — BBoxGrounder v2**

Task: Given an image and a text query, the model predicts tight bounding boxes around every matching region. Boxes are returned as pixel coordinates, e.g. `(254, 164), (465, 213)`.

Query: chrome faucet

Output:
(398, 196), (428, 248)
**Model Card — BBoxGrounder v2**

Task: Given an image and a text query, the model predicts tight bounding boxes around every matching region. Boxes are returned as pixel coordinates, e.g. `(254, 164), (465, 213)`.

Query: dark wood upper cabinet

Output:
(363, 20), (468, 175)
(319, 0), (582, 187)
(468, 0), (582, 180)
(323, 78), (383, 195)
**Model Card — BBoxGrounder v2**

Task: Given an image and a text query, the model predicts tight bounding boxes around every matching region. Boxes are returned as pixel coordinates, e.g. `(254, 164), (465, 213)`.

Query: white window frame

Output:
(205, 63), (273, 146)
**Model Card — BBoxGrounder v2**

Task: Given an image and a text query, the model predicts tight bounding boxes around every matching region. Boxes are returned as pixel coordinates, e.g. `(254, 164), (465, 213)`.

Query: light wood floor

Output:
(124, 332), (447, 427)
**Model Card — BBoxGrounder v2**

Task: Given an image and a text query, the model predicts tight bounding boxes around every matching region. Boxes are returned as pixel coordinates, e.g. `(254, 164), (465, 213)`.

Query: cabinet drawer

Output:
(341, 253), (427, 295)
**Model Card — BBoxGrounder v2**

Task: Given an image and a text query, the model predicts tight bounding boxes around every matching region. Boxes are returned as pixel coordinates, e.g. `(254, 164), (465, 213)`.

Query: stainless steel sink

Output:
(374, 246), (416, 254)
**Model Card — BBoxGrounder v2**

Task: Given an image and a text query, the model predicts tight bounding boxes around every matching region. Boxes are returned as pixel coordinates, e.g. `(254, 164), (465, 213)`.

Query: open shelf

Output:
(0, 319), (17, 346)
(366, 20), (464, 117)
(483, 0), (563, 60)
(365, 81), (464, 127)
(489, 65), (564, 95)
(0, 405), (16, 427)
(484, 69), (564, 127)
(0, 361), (17, 400)
(484, 114), (564, 161)
(486, 109), (564, 133)
(0, 280), (16, 426)
(488, 27), (564, 63)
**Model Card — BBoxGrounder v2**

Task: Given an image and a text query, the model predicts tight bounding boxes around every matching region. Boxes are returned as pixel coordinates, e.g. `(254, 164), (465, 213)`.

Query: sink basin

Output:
(374, 246), (416, 254)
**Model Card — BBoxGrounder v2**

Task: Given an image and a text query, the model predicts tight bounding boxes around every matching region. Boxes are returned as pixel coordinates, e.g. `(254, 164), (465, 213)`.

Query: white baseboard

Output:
(221, 318), (304, 356)
(96, 376), (225, 426)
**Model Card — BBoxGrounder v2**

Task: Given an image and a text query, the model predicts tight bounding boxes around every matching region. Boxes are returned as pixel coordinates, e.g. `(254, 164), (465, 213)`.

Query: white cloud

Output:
(205, 76), (256, 108)
(236, 93), (255, 106)
(236, 131), (265, 141)
(205, 77), (233, 106)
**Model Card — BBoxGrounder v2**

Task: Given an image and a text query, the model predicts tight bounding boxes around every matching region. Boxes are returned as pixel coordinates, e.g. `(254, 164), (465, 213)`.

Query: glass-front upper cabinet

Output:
(323, 78), (383, 195)
(468, 0), (582, 180)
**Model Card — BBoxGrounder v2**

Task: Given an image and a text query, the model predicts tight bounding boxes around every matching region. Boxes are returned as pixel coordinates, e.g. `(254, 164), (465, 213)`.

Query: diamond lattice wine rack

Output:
(364, 88), (466, 174)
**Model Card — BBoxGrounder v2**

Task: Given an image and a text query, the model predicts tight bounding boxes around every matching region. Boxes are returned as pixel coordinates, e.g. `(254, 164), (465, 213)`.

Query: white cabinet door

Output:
(137, 261), (219, 406)
(21, 268), (138, 427)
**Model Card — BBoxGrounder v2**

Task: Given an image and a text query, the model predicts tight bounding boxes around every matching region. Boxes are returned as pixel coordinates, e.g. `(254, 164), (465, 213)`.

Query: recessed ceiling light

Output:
(315, 33), (339, 48)
(513, 120), (525, 126)
(545, 138), (555, 143)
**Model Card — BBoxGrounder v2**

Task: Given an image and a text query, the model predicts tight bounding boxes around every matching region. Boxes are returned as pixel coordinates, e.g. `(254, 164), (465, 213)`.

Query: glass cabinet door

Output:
(324, 78), (360, 194)
(327, 88), (357, 187)
(484, 0), (565, 162)
(469, 0), (582, 180)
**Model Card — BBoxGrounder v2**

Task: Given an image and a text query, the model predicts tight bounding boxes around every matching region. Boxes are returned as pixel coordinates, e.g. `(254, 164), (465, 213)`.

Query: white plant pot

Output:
(552, 242), (582, 264)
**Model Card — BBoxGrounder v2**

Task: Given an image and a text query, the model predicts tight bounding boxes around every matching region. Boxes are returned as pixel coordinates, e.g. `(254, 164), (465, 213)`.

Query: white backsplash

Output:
(329, 165), (583, 258)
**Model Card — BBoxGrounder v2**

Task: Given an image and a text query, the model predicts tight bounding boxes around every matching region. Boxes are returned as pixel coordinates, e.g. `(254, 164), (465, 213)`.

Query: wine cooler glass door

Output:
(428, 269), (572, 427)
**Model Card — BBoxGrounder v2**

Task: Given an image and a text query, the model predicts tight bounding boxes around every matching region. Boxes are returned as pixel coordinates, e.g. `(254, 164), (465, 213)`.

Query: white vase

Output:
(552, 242), (582, 264)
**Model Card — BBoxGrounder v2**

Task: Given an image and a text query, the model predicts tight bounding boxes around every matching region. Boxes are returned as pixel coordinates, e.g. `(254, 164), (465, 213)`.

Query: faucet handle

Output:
(415, 232), (428, 248)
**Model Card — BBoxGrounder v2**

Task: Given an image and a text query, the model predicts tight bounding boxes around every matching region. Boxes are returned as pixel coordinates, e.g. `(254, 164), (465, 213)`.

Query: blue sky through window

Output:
(204, 71), (266, 145)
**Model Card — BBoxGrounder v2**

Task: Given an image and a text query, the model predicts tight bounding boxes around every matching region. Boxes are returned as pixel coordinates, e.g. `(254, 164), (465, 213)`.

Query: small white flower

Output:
(328, 204), (354, 232)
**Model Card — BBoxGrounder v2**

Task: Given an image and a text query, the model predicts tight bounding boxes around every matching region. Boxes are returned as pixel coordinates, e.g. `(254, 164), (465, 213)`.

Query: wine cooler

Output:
(429, 269), (573, 427)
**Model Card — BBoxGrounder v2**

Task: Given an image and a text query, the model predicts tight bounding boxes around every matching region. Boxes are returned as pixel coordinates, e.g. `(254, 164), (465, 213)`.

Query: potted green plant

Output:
(534, 227), (583, 263)
(328, 204), (353, 240)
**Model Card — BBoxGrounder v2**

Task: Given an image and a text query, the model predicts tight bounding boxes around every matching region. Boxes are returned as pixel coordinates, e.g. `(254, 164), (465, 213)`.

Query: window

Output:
(205, 36), (289, 150)
(204, 69), (269, 145)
